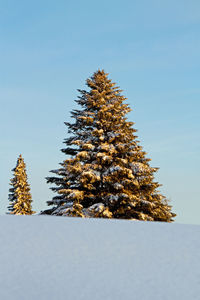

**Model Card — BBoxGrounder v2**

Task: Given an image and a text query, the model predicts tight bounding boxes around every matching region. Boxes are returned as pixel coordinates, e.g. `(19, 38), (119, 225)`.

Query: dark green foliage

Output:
(46, 70), (176, 221)
(8, 155), (34, 215)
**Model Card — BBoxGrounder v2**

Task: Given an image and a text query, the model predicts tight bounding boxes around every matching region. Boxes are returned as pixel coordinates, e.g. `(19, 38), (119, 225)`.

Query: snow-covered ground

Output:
(0, 215), (199, 300)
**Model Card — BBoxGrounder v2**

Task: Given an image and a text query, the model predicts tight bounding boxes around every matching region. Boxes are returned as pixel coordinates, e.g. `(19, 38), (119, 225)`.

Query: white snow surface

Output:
(0, 215), (200, 300)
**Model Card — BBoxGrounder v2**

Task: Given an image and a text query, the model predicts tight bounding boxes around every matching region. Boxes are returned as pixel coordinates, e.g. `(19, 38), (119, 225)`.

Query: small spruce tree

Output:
(46, 70), (176, 221)
(8, 154), (34, 215)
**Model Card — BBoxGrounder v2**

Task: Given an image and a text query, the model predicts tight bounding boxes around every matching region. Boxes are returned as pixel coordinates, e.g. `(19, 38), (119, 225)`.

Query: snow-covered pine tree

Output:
(8, 154), (34, 215)
(46, 70), (176, 222)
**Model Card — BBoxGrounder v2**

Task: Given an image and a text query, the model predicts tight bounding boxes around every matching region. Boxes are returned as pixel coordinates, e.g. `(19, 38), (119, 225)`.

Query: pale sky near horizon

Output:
(1, 0), (199, 224)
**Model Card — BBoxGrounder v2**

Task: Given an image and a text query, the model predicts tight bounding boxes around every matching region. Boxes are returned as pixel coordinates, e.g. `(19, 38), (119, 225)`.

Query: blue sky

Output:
(0, 0), (199, 224)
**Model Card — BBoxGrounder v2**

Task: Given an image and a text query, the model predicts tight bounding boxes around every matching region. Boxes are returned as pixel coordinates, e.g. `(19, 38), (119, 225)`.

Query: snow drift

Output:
(0, 215), (199, 300)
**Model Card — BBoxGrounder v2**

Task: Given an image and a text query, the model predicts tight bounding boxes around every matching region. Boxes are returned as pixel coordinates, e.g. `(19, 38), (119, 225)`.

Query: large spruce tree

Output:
(46, 70), (175, 221)
(8, 154), (34, 215)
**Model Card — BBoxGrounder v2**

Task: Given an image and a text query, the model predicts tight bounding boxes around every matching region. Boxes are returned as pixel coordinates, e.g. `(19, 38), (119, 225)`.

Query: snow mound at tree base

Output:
(0, 215), (199, 300)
